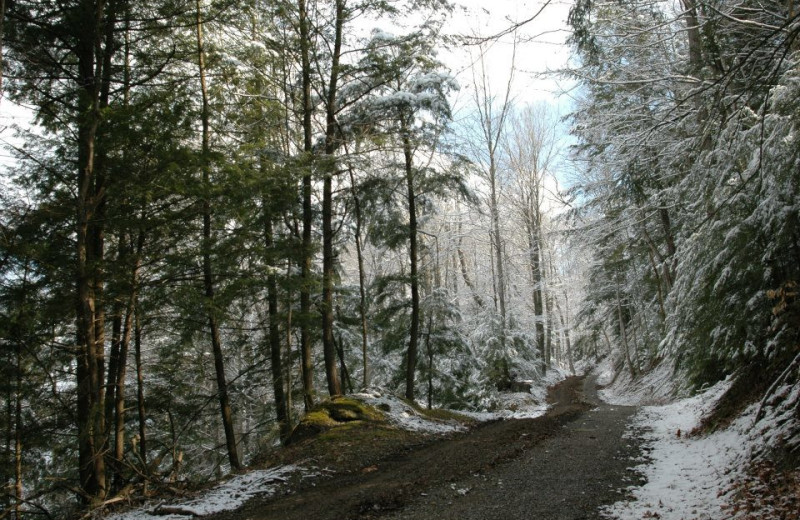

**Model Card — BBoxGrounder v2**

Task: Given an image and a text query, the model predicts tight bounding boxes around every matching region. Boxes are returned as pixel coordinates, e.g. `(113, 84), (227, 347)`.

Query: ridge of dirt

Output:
(210, 377), (607, 520)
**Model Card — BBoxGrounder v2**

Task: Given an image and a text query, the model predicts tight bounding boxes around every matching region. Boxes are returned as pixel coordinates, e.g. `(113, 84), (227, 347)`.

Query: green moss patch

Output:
(287, 396), (388, 445)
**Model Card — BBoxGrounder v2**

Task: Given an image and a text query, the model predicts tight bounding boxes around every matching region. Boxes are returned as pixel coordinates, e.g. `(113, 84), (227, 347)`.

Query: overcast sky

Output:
(444, 0), (574, 107)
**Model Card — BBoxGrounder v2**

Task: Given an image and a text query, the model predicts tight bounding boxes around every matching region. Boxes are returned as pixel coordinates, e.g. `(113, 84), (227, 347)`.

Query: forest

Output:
(0, 0), (798, 517)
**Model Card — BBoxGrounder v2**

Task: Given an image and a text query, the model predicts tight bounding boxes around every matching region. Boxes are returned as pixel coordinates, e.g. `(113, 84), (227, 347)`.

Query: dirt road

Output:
(385, 377), (643, 519)
(216, 376), (642, 520)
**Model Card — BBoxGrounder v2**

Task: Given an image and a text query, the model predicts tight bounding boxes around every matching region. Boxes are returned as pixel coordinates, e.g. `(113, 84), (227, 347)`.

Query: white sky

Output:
(0, 98), (36, 169)
(441, 0), (577, 189)
(443, 0), (575, 109)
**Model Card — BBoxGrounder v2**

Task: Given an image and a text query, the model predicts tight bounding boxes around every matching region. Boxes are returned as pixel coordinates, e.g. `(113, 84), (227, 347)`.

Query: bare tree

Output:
(468, 40), (517, 352)
(502, 103), (559, 373)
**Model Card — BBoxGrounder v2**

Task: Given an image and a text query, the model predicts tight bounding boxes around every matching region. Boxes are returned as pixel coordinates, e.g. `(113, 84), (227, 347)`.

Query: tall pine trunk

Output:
(134, 306), (148, 486)
(297, 0), (315, 411)
(264, 196), (289, 441)
(75, 0), (108, 500)
(526, 209), (546, 373)
(321, 0), (345, 397)
(195, 0), (240, 470)
(402, 119), (420, 401)
(344, 145), (370, 389)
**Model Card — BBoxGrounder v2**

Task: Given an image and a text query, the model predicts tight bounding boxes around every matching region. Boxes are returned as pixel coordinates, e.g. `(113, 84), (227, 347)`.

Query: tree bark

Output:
(297, 0), (315, 411)
(321, 0), (345, 397)
(0, 0), (6, 96)
(615, 285), (636, 378)
(346, 158), (370, 389)
(402, 119), (420, 402)
(195, 0), (240, 470)
(457, 239), (484, 308)
(264, 199), (289, 441)
(680, 0), (704, 72)
(488, 159), (507, 332)
(75, 0), (109, 502)
(527, 213), (546, 373)
(134, 305), (148, 487)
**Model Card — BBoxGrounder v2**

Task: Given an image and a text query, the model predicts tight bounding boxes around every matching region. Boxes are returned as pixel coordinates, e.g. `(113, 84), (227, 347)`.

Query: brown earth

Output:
(210, 376), (644, 520)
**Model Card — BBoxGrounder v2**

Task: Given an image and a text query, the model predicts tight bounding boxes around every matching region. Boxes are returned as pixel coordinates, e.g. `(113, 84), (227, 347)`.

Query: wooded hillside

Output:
(0, 0), (797, 516)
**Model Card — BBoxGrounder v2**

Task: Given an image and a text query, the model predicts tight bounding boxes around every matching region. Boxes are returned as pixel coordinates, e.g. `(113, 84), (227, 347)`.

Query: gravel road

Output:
(385, 376), (644, 520)
(216, 375), (643, 520)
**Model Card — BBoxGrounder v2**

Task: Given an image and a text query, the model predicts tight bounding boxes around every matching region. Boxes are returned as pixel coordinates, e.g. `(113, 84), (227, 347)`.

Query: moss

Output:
(303, 410), (339, 428)
(286, 396), (388, 445)
(325, 396), (386, 422)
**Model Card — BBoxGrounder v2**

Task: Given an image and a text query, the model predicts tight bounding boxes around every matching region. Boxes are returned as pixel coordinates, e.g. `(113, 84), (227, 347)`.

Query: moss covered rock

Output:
(287, 397), (387, 445)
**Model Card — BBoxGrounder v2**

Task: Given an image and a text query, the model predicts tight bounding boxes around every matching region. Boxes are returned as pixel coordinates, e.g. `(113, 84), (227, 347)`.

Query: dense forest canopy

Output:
(0, 0), (797, 516)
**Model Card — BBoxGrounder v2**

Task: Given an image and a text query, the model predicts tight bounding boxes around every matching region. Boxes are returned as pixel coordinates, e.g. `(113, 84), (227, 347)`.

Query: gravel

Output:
(385, 376), (645, 519)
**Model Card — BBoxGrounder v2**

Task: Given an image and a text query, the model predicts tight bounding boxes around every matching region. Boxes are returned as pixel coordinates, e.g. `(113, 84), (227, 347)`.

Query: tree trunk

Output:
(527, 215), (546, 374)
(75, 0), (107, 499)
(0, 0), (6, 96)
(110, 231), (143, 488)
(134, 305), (148, 488)
(12, 268), (26, 518)
(321, 0), (345, 397)
(489, 158), (507, 332)
(285, 260), (294, 430)
(402, 120), (420, 402)
(659, 207), (676, 288)
(297, 0), (315, 411)
(615, 285), (636, 378)
(346, 156), (370, 389)
(554, 294), (575, 375)
(264, 202), (289, 441)
(426, 316), (434, 410)
(111, 13), (137, 491)
(195, 0), (240, 470)
(14, 358), (21, 519)
(680, 0), (704, 72)
(457, 238), (484, 308)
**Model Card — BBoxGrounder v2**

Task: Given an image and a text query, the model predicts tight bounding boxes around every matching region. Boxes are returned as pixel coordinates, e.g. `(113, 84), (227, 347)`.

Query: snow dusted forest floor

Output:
(105, 362), (799, 520)
(597, 358), (800, 520)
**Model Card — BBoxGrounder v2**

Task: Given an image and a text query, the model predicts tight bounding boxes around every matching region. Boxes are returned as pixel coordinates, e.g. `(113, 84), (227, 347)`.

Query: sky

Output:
(443, 0), (575, 109)
(440, 0), (578, 189)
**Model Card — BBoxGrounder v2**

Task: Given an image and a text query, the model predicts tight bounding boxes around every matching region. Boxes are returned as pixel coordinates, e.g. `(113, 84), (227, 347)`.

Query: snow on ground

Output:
(601, 378), (751, 520)
(597, 356), (679, 406)
(107, 465), (310, 520)
(356, 367), (571, 426)
(596, 355), (800, 519)
(351, 392), (468, 434)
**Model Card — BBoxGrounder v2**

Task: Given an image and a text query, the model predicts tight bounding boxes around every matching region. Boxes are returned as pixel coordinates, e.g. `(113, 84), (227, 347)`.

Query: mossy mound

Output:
(287, 396), (388, 445)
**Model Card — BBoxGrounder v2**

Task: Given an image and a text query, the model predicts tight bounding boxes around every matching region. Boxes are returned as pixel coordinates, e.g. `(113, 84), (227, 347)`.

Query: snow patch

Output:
(351, 392), (467, 434)
(453, 366), (571, 421)
(598, 357), (678, 406)
(107, 465), (307, 520)
(602, 378), (750, 520)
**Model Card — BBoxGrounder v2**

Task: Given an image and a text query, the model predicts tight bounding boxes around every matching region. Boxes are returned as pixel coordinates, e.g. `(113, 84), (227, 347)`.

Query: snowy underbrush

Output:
(596, 355), (681, 406)
(350, 391), (468, 434)
(601, 368), (800, 520)
(454, 365), (571, 421)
